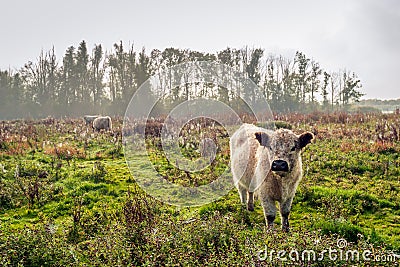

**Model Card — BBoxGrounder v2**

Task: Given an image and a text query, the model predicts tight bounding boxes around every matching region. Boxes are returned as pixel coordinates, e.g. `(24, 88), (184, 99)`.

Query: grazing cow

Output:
(230, 123), (313, 232)
(93, 116), (112, 132)
(83, 115), (99, 126)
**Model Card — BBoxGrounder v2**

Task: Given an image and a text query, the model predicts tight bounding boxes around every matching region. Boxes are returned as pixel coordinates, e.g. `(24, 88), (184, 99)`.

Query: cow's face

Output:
(255, 129), (313, 175)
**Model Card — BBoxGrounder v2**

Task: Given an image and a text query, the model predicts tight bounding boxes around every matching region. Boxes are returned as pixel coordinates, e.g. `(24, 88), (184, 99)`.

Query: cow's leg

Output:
(247, 191), (254, 211)
(279, 198), (293, 233)
(237, 184), (247, 207)
(261, 197), (276, 229)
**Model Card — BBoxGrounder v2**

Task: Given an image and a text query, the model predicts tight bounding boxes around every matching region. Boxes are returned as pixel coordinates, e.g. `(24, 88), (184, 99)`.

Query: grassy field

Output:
(0, 113), (399, 266)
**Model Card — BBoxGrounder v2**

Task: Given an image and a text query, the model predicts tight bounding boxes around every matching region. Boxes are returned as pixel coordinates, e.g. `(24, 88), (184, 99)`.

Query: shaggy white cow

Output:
(93, 116), (112, 132)
(83, 115), (99, 126)
(230, 123), (313, 232)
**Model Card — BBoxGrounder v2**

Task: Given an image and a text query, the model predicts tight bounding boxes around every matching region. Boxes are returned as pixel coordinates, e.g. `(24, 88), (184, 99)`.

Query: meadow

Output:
(0, 112), (399, 266)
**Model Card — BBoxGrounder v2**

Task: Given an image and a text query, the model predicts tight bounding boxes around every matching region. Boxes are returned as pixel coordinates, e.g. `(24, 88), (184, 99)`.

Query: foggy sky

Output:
(1, 0), (399, 100)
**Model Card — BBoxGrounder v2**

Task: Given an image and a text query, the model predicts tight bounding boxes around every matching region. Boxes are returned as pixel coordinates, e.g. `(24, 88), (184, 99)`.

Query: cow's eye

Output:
(290, 146), (296, 152)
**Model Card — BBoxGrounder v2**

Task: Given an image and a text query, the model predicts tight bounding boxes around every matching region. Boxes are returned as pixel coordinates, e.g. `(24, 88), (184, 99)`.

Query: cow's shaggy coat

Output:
(83, 115), (99, 126)
(92, 116), (112, 132)
(230, 123), (313, 231)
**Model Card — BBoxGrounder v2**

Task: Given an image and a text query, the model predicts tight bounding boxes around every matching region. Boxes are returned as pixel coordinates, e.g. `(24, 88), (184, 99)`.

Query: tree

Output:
(89, 44), (105, 108)
(0, 70), (26, 118)
(341, 70), (363, 105)
(161, 48), (186, 103)
(309, 60), (322, 103)
(217, 47), (240, 101)
(321, 71), (330, 107)
(135, 47), (151, 91)
(20, 48), (60, 116)
(330, 71), (340, 109)
(246, 47), (264, 86)
(75, 40), (89, 104)
(0, 70), (12, 109)
(241, 46), (264, 104)
(60, 46), (76, 109)
(294, 51), (310, 104)
(47, 47), (58, 104)
(124, 44), (137, 101)
(263, 56), (279, 109)
(0, 42), (367, 118)
(108, 41), (126, 102)
(278, 56), (297, 111)
(149, 48), (166, 98)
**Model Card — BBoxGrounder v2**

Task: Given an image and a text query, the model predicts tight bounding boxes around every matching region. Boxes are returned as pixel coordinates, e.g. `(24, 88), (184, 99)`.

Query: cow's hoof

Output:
(247, 203), (254, 211)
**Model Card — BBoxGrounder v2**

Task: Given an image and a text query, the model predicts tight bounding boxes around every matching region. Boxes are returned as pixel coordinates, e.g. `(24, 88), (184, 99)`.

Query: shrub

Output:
(313, 219), (363, 243)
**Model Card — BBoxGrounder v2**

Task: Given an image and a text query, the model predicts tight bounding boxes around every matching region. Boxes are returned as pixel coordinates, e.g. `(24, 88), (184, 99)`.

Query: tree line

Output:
(0, 41), (363, 119)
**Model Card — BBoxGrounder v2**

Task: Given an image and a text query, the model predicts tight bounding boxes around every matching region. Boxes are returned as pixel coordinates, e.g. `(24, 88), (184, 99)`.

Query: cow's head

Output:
(255, 129), (313, 175)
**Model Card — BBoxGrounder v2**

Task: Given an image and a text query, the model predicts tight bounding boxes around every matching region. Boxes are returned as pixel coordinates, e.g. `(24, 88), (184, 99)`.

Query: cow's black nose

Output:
(271, 160), (289, 172)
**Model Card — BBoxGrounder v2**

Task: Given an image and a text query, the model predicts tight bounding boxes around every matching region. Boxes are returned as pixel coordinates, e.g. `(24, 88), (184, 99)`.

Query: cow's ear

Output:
(255, 132), (270, 147)
(298, 132), (314, 149)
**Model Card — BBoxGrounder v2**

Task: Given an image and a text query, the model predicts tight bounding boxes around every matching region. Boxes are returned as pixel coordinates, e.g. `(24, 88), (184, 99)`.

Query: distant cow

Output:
(83, 115), (99, 126)
(230, 123), (313, 232)
(199, 137), (217, 162)
(93, 116), (112, 132)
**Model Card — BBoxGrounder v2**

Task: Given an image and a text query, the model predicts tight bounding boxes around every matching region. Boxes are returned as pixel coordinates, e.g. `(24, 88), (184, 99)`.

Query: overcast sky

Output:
(1, 0), (399, 99)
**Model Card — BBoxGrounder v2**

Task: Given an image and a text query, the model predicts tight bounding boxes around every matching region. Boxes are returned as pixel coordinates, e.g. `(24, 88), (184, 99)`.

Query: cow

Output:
(199, 137), (217, 162)
(92, 116), (112, 132)
(83, 115), (99, 126)
(230, 123), (313, 232)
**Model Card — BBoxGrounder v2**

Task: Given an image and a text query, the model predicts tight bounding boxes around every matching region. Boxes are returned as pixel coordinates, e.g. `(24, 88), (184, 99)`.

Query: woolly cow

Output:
(230, 123), (313, 232)
(83, 115), (99, 126)
(92, 116), (112, 132)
